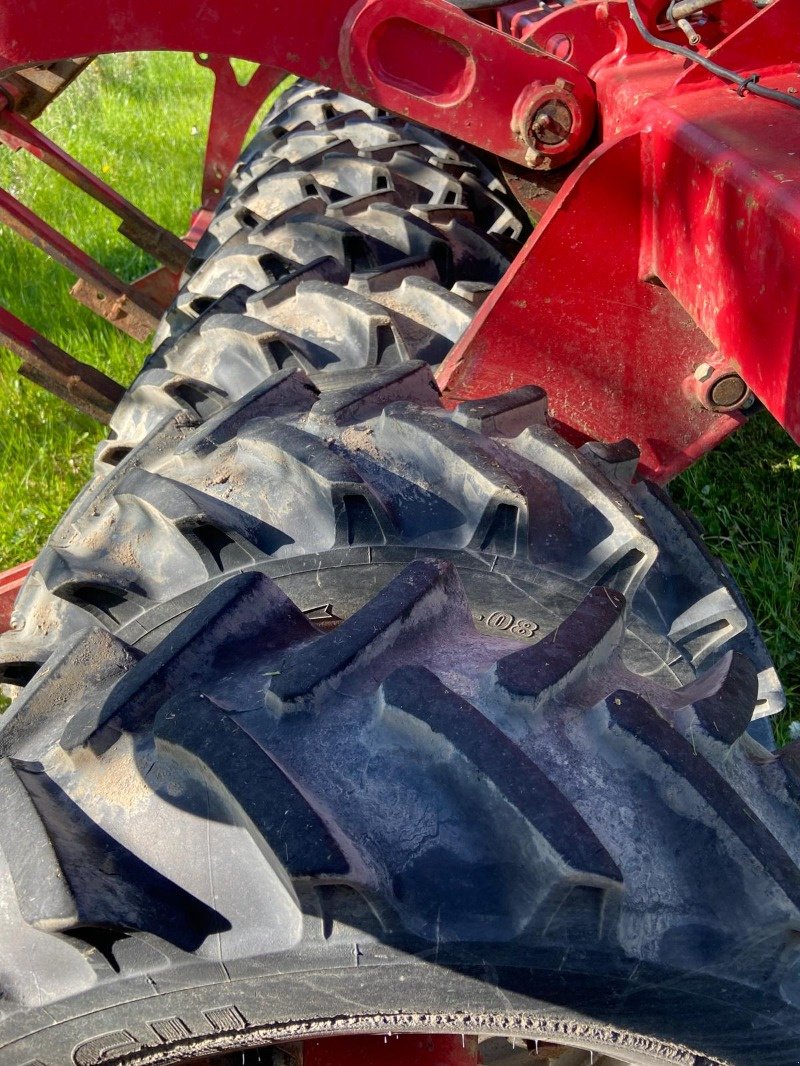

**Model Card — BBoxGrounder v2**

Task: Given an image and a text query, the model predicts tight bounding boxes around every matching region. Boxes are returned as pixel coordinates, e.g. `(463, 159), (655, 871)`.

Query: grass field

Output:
(0, 53), (797, 733)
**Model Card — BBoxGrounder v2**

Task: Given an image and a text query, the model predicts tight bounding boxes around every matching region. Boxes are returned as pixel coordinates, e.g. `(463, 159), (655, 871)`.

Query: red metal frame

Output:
(0, 0), (596, 168)
(194, 55), (286, 209)
(302, 1035), (479, 1066)
(439, 0), (800, 480)
(0, 562), (32, 635)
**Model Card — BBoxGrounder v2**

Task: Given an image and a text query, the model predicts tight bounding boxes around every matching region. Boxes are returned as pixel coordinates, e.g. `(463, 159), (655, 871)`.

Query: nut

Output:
(524, 147), (546, 168)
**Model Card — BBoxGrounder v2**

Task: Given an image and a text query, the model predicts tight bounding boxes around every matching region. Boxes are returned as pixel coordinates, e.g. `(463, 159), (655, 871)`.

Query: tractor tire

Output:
(0, 83), (798, 1066)
(105, 79), (527, 462)
(0, 79), (529, 677)
(0, 365), (799, 1064)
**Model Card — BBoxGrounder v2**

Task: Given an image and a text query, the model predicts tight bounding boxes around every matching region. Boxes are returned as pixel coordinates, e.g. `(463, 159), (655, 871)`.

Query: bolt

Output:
(694, 362), (714, 382)
(545, 33), (572, 61)
(528, 99), (573, 146)
(524, 147), (546, 168)
(708, 373), (749, 410)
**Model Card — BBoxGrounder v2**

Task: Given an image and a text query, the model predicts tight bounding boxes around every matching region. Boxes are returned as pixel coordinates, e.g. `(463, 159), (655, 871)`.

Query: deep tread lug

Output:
(61, 572), (316, 754)
(673, 649), (759, 744)
(608, 690), (800, 911)
(381, 666), (622, 885)
(154, 695), (348, 877)
(453, 385), (548, 436)
(493, 586), (625, 702)
(270, 559), (470, 702)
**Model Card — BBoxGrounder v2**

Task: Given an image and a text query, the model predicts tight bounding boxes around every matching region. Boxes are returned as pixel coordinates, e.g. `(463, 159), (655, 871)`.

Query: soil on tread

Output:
(0, 78), (534, 683)
(0, 360), (784, 737)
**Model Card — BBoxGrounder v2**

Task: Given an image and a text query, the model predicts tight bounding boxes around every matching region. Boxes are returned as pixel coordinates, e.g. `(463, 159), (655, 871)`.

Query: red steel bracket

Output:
(194, 54), (286, 209)
(437, 130), (746, 482)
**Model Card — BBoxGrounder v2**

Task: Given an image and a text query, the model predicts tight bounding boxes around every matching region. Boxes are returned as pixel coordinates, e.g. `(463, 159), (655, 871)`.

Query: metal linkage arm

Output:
(0, 187), (162, 341)
(0, 110), (192, 272)
(0, 0), (597, 170)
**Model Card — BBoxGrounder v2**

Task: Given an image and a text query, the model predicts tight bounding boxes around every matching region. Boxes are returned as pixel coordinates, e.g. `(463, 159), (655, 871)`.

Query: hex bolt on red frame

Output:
(0, 1), (798, 1063)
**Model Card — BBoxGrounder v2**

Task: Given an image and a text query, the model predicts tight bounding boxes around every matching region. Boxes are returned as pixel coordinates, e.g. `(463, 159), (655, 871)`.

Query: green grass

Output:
(0, 53), (213, 565)
(0, 53), (283, 567)
(0, 54), (797, 734)
(672, 415), (800, 734)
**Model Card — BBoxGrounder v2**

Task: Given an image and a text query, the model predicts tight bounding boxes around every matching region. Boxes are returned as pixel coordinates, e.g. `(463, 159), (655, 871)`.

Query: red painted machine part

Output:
(437, 129), (741, 481)
(0, 0), (596, 169)
(193, 55), (286, 209)
(0, 562), (32, 635)
(302, 1034), (479, 1066)
(439, 0), (800, 480)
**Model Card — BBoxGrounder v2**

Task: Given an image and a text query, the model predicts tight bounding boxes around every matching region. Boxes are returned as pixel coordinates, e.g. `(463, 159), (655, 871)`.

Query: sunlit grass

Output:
(0, 52), (283, 568)
(0, 53), (213, 565)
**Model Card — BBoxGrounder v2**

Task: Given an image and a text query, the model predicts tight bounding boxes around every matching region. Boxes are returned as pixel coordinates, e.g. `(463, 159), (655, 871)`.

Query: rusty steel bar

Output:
(0, 305), (124, 421)
(0, 110), (192, 272)
(0, 186), (161, 340)
(0, 57), (95, 120)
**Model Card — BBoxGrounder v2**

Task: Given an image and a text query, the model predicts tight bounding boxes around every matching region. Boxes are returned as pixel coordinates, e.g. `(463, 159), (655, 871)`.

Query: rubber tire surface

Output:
(0, 361), (798, 1063)
(0, 79), (529, 678)
(109, 79), (527, 460)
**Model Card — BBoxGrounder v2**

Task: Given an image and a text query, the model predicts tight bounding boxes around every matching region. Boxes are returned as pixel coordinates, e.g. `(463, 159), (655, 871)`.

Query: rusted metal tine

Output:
(0, 304), (124, 422)
(0, 186), (161, 340)
(0, 109), (191, 272)
(0, 58), (95, 120)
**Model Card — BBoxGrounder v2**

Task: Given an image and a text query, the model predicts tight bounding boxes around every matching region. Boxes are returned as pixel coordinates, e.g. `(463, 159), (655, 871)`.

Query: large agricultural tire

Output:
(106, 79), (527, 460)
(1, 364), (799, 1064)
(0, 79), (528, 677)
(0, 82), (799, 1066)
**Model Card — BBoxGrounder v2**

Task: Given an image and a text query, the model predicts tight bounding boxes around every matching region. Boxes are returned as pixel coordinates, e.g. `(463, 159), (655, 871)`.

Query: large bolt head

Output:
(708, 373), (749, 411)
(512, 79), (591, 170)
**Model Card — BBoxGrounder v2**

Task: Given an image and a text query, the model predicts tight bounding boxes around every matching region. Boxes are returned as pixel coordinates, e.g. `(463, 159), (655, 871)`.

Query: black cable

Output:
(626, 0), (800, 111)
